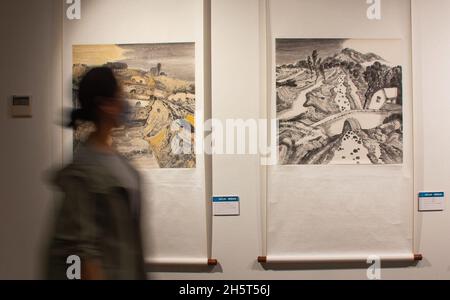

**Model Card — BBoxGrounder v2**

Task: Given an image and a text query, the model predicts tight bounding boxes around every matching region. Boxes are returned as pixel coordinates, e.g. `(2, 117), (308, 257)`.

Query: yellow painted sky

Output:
(73, 44), (128, 65)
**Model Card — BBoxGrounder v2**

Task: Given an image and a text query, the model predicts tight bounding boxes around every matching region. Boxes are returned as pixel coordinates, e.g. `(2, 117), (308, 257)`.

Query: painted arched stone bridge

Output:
(310, 109), (402, 136)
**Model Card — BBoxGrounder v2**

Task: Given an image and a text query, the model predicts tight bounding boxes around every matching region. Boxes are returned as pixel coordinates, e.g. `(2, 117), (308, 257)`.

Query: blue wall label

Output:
(418, 192), (446, 212)
(212, 196), (240, 202)
(418, 192), (445, 198)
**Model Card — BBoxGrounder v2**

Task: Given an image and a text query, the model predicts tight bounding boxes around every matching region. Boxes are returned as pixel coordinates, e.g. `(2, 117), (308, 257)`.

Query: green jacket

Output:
(45, 160), (146, 280)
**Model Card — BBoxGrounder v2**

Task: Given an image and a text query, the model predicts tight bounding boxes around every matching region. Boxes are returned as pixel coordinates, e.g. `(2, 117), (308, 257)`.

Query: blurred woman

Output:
(46, 67), (146, 280)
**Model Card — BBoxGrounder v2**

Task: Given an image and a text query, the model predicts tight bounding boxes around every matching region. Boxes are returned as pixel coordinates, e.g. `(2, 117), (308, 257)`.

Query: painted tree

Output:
(363, 61), (389, 108)
(312, 50), (319, 69)
(307, 56), (313, 73)
(319, 63), (326, 81)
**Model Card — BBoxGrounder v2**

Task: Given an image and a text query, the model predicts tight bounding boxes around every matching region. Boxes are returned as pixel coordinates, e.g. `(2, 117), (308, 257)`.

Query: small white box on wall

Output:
(10, 95), (32, 118)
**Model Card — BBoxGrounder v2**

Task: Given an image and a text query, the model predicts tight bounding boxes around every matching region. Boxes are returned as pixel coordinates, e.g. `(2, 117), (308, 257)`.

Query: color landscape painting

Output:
(73, 43), (196, 168)
(276, 39), (403, 165)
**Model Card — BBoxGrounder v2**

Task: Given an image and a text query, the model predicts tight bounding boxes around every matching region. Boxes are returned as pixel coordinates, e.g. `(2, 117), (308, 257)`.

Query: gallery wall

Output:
(0, 0), (450, 279)
(0, 0), (62, 279)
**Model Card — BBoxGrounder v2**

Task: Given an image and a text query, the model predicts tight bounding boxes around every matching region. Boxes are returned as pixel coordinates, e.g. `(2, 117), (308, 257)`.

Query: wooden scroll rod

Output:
(258, 254), (423, 264)
(145, 258), (218, 267)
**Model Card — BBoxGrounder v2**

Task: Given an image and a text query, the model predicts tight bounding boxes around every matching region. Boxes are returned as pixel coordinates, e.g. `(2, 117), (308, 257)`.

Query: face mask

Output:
(119, 101), (133, 126)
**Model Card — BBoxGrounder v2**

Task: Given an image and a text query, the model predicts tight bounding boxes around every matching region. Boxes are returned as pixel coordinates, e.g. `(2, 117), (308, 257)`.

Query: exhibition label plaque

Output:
(213, 196), (240, 216)
(419, 192), (445, 212)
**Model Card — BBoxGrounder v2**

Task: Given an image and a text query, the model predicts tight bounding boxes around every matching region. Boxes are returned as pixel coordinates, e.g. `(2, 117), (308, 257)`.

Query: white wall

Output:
(0, 0), (62, 279)
(1, 0), (450, 280)
(410, 0), (450, 279)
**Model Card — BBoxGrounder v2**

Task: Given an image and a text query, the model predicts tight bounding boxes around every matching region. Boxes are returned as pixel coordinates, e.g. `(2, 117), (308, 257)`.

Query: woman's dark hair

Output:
(68, 67), (119, 128)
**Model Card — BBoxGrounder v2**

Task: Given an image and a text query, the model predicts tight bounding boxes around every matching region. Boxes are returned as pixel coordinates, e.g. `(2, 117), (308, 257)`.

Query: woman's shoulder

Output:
(51, 162), (121, 194)
(116, 154), (141, 178)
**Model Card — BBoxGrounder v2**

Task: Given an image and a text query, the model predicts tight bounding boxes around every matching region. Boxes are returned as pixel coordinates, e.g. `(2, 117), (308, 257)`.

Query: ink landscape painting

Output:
(73, 43), (196, 169)
(276, 39), (404, 165)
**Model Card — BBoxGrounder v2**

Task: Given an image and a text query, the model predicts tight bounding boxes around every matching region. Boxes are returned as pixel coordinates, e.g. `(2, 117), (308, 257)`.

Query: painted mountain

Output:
(276, 39), (403, 165)
(73, 43), (196, 169)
